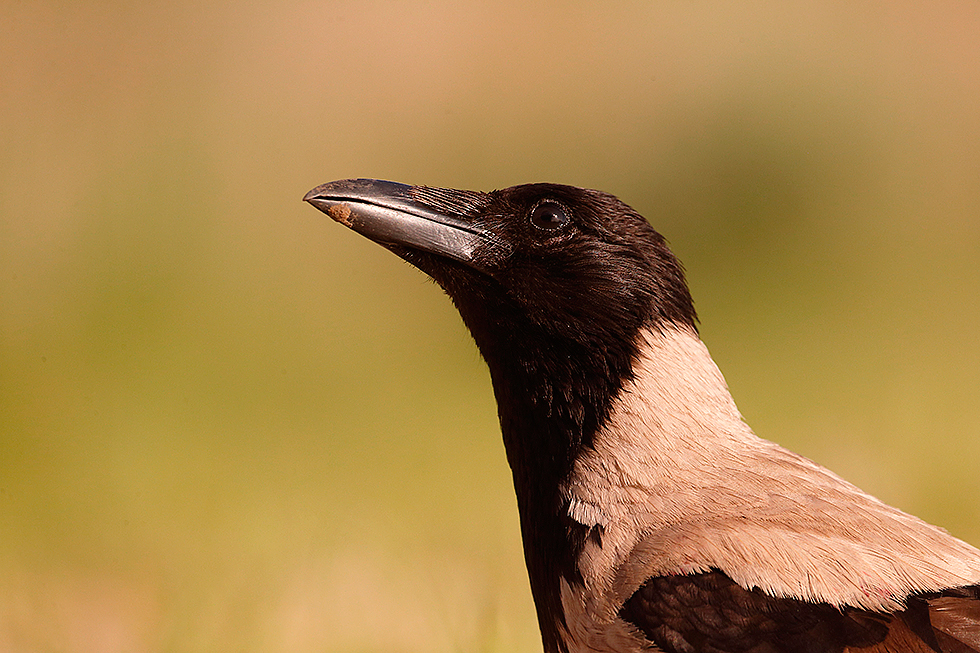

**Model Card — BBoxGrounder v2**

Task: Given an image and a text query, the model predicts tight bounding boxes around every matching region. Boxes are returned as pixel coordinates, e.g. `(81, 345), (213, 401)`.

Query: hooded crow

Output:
(304, 179), (980, 653)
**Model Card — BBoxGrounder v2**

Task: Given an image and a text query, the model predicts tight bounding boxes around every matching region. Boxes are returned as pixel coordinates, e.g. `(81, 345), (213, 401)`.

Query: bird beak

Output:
(304, 178), (489, 269)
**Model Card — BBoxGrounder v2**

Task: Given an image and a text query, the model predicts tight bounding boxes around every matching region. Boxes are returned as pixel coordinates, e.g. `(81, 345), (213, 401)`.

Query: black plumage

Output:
(621, 570), (980, 653)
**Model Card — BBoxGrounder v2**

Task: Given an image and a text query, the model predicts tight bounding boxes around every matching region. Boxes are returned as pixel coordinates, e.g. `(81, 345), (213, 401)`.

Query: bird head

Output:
(304, 179), (696, 355)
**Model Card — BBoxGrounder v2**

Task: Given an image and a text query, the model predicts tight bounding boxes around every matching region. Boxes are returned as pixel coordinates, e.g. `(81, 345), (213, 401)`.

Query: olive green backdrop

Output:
(2, 2), (979, 651)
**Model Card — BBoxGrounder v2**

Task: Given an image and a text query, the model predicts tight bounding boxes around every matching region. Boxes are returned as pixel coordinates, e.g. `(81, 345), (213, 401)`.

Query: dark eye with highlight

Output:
(530, 201), (570, 230)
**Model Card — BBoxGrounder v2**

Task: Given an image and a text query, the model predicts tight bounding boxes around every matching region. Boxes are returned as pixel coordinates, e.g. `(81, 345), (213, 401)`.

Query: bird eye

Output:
(529, 201), (569, 230)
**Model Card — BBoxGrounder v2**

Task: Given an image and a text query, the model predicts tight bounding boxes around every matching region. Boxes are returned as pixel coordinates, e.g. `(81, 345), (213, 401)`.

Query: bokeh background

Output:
(2, 2), (979, 651)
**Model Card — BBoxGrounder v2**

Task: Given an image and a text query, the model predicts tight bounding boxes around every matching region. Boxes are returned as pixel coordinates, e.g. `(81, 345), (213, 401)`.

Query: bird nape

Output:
(304, 179), (980, 653)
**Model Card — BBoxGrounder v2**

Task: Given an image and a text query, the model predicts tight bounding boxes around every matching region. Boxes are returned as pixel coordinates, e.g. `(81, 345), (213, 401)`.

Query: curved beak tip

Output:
(302, 185), (325, 204)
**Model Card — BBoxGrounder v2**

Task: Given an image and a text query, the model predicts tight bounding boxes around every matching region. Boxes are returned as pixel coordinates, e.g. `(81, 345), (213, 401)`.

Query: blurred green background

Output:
(2, 1), (979, 651)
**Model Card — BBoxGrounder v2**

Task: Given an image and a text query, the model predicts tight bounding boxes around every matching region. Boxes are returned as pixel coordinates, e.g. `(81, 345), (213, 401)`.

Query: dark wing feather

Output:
(925, 587), (980, 653)
(620, 571), (980, 653)
(619, 570), (888, 653)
